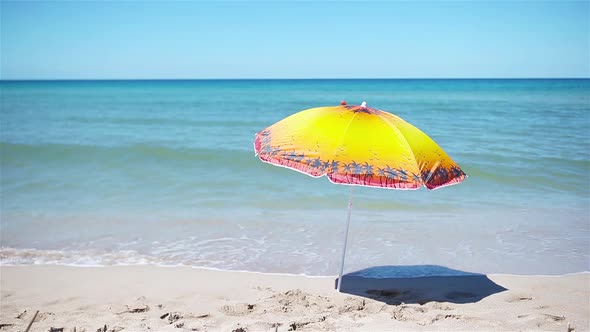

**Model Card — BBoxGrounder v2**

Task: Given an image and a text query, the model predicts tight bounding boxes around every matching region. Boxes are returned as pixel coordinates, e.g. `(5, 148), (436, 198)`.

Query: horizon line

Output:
(1, 77), (589, 82)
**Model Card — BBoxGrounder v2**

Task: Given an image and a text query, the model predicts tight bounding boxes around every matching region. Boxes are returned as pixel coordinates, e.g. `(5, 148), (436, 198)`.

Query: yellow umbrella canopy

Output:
(254, 102), (466, 291)
(254, 103), (466, 189)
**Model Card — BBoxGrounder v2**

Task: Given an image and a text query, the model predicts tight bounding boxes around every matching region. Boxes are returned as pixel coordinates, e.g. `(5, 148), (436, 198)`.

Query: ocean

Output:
(1, 79), (588, 276)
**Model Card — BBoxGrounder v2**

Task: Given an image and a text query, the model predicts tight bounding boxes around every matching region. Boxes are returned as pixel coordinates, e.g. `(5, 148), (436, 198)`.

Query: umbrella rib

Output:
(328, 112), (359, 168)
(375, 113), (423, 185)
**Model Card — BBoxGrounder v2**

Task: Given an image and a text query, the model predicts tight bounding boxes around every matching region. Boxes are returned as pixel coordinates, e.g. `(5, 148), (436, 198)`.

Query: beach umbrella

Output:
(254, 102), (466, 291)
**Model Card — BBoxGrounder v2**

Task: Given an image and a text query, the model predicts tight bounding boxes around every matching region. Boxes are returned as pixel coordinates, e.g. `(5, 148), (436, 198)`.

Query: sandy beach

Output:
(2, 0), (589, 331)
(0, 265), (587, 331)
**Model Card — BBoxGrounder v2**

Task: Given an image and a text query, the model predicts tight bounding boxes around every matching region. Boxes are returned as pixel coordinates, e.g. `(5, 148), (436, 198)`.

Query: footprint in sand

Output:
(517, 312), (567, 329)
(338, 298), (366, 314)
(416, 313), (464, 326)
(424, 302), (455, 311)
(268, 289), (331, 313)
(431, 314), (463, 323)
(506, 295), (533, 303)
(287, 316), (329, 331)
(220, 303), (256, 316)
(391, 305), (427, 321)
(520, 313), (565, 321)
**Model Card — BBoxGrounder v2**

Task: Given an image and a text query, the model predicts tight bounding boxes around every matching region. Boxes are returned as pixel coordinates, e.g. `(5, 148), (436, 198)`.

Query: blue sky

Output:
(1, 1), (589, 79)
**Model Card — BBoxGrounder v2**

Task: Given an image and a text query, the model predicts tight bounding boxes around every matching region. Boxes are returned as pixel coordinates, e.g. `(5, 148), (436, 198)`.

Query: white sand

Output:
(0, 265), (588, 331)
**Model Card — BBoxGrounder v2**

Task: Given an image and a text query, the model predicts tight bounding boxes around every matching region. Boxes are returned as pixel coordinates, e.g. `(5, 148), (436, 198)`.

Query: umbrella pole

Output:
(337, 186), (354, 292)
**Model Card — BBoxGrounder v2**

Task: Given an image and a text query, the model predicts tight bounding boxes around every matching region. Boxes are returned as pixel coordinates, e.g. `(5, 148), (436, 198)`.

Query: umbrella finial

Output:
(361, 101), (367, 108)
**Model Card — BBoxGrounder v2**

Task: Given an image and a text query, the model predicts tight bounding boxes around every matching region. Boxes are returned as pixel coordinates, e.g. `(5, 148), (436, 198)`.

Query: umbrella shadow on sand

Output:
(336, 265), (507, 305)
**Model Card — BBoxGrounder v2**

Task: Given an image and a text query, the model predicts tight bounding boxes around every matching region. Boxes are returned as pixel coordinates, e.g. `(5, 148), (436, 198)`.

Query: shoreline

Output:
(2, 262), (589, 278)
(1, 265), (588, 331)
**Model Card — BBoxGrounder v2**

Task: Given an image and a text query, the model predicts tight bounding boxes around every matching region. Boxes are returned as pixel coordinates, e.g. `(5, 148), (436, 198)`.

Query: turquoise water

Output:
(1, 79), (588, 275)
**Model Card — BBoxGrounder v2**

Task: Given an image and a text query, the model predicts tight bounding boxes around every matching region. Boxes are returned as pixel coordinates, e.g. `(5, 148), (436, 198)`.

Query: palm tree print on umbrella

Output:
(254, 103), (466, 190)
